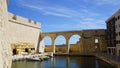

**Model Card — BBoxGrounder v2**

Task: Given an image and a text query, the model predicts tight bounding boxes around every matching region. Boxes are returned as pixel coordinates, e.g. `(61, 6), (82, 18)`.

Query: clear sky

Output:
(8, 0), (120, 45)
(8, 0), (120, 32)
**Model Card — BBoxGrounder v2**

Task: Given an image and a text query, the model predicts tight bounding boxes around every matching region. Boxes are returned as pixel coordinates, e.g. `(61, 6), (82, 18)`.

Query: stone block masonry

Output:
(0, 0), (12, 68)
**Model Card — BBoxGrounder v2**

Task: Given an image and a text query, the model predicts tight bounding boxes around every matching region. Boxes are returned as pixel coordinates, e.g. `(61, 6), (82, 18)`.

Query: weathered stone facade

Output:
(0, 0), (12, 68)
(40, 29), (107, 54)
(106, 9), (120, 56)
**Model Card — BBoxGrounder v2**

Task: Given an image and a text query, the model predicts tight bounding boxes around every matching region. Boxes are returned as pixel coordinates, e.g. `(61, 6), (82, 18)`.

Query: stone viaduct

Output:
(40, 29), (107, 54)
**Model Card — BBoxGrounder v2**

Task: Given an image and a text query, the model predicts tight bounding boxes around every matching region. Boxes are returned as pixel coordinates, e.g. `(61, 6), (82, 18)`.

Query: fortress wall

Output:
(8, 13), (42, 51)
(0, 0), (12, 68)
(8, 13), (40, 28)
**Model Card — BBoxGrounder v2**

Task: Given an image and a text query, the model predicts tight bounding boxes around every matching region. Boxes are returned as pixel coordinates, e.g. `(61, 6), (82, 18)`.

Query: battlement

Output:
(8, 12), (41, 29)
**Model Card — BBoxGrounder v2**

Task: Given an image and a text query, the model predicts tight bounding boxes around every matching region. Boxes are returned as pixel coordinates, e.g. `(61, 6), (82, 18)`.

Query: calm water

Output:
(12, 56), (115, 68)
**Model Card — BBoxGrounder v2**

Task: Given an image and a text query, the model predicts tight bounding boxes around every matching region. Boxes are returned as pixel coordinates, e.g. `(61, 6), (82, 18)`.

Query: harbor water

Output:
(12, 56), (115, 68)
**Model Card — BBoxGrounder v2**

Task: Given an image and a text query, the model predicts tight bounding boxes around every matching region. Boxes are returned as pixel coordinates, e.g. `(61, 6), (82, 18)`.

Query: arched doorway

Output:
(13, 49), (17, 55)
(25, 48), (29, 53)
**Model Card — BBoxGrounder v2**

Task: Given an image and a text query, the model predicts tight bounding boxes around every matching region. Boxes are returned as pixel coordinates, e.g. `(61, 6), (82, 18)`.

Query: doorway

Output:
(13, 49), (17, 55)
(25, 48), (29, 53)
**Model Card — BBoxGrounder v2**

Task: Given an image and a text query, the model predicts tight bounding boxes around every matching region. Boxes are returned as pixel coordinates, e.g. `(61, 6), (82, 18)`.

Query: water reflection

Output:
(12, 56), (115, 68)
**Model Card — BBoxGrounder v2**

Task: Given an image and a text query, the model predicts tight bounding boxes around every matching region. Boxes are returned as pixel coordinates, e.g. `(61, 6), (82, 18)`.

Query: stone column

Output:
(0, 0), (12, 68)
(66, 39), (70, 53)
(52, 39), (55, 53)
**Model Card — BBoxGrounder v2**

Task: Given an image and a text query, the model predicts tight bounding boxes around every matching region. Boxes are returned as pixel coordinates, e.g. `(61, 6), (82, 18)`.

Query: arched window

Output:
(69, 34), (81, 45)
(95, 38), (99, 43)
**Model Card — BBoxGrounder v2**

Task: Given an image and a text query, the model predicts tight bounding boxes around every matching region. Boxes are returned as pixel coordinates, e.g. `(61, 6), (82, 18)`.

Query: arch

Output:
(55, 35), (66, 53)
(43, 36), (52, 46)
(55, 35), (66, 46)
(69, 34), (81, 45)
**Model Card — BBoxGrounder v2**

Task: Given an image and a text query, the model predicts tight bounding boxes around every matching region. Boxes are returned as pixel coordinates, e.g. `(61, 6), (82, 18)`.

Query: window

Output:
(95, 38), (99, 43)
(115, 18), (117, 21)
(118, 16), (120, 19)
(116, 40), (120, 44)
(119, 40), (120, 44)
(95, 38), (98, 49)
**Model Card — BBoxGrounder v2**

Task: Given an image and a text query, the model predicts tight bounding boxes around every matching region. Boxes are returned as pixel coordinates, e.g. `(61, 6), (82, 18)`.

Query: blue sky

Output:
(8, 0), (120, 32)
(8, 0), (120, 45)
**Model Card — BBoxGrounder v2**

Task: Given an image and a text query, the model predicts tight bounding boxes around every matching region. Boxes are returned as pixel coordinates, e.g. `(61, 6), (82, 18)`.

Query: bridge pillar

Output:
(66, 39), (70, 53)
(52, 39), (55, 53)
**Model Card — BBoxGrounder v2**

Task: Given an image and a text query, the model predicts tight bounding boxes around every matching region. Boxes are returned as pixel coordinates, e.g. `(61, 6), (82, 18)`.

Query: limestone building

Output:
(106, 9), (120, 56)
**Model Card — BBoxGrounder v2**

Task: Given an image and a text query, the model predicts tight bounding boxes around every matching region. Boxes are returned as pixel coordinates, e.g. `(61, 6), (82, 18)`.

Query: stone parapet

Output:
(8, 12), (41, 29)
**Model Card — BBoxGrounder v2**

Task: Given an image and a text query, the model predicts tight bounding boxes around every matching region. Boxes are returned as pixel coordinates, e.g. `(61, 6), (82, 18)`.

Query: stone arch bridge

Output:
(39, 29), (107, 54)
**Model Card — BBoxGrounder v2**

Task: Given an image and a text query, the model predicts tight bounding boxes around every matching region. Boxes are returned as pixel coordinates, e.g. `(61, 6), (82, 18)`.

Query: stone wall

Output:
(0, 0), (12, 68)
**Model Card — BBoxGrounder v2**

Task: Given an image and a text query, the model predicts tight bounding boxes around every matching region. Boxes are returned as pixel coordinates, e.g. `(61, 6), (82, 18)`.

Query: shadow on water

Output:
(12, 56), (115, 68)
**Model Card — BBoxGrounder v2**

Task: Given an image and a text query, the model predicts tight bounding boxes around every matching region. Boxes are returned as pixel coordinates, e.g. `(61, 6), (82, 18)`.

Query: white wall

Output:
(8, 13), (44, 52)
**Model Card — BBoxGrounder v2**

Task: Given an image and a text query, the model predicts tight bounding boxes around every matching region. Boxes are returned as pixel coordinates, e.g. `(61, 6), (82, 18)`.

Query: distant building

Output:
(106, 9), (120, 56)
